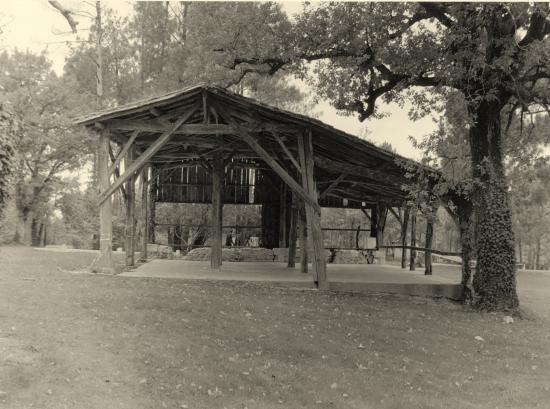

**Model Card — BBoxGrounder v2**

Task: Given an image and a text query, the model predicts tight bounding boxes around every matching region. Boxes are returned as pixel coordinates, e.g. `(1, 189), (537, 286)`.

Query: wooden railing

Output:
(379, 245), (461, 257)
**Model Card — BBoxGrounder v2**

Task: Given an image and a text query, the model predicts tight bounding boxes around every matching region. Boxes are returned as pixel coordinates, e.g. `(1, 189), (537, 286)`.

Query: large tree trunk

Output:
(31, 217), (41, 247)
(469, 101), (518, 310)
(535, 238), (541, 270)
(13, 209), (25, 244)
(22, 209), (33, 246)
(457, 199), (474, 302)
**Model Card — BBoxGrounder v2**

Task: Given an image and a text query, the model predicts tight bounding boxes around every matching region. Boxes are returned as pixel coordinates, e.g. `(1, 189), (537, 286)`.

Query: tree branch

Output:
(388, 9), (432, 40)
(48, 1), (79, 34)
(518, 4), (550, 47)
(419, 2), (455, 27)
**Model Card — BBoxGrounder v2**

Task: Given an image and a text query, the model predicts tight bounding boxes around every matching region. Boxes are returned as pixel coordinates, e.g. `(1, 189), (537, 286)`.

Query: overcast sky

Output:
(1, 0), (437, 160)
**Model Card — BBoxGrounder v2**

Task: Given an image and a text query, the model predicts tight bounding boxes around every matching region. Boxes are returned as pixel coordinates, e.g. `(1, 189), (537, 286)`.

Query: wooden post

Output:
(211, 153), (224, 269)
(125, 148), (136, 267)
(148, 168), (156, 244)
(298, 130), (327, 289)
(287, 193), (298, 268)
(278, 182), (287, 248)
(425, 218), (434, 275)
(401, 207), (410, 269)
(370, 206), (378, 238)
(298, 202), (308, 273)
(377, 204), (388, 264)
(236, 126), (320, 213)
(410, 209), (417, 271)
(140, 165), (149, 260)
(261, 186), (280, 248)
(93, 131), (116, 274)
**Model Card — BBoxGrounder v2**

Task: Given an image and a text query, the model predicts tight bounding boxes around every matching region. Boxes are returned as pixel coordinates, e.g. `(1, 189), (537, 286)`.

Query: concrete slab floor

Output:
(121, 260), (464, 300)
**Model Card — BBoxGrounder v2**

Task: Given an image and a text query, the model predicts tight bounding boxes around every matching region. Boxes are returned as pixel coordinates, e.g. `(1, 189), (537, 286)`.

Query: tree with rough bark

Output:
(414, 89), (550, 285)
(0, 105), (17, 219)
(0, 50), (93, 245)
(219, 2), (550, 311)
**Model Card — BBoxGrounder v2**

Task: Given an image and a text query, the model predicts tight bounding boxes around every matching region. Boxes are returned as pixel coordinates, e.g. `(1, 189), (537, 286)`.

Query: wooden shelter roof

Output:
(76, 84), (440, 207)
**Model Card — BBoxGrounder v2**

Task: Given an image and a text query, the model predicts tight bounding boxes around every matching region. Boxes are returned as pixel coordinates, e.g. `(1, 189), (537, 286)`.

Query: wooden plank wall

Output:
(154, 162), (369, 209)
(154, 163), (271, 204)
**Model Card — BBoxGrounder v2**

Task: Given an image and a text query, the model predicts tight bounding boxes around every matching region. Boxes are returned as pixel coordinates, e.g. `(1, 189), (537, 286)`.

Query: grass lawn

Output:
(0, 246), (549, 409)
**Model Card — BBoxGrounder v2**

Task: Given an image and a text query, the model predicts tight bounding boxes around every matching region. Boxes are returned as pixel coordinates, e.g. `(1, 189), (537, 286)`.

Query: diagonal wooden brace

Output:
(319, 173), (347, 200)
(109, 130), (140, 177)
(98, 104), (199, 205)
(237, 126), (321, 214)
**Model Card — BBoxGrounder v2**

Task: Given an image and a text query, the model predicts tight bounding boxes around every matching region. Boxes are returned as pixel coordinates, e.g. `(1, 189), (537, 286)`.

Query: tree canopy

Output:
(0, 50), (93, 245)
(220, 2), (550, 310)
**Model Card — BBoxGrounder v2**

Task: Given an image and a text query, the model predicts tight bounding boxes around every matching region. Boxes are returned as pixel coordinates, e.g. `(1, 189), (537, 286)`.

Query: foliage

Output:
(0, 49), (94, 245)
(64, 2), (313, 112)
(222, 2), (550, 310)
(56, 181), (98, 249)
(509, 156), (550, 268)
(0, 103), (17, 218)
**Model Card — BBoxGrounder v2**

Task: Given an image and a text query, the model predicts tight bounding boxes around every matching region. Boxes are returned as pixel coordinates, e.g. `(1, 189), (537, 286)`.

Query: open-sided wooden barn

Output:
(76, 84), (443, 289)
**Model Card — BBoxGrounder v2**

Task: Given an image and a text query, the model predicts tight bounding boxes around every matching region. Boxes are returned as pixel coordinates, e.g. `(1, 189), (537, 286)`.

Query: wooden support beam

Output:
(377, 204), (388, 264)
(148, 169), (157, 244)
(410, 209), (417, 271)
(210, 106), (219, 124)
(389, 207), (402, 225)
(107, 143), (127, 202)
(106, 121), (231, 134)
(361, 208), (372, 222)
(93, 131), (116, 274)
(314, 156), (404, 188)
(106, 120), (294, 135)
(202, 89), (209, 123)
(271, 132), (301, 172)
(211, 152), (224, 269)
(298, 203), (308, 274)
(206, 106), (321, 210)
(109, 130), (139, 177)
(370, 206), (378, 238)
(401, 207), (410, 269)
(150, 107), (161, 117)
(140, 166), (149, 260)
(278, 182), (287, 248)
(319, 173), (347, 200)
(298, 130), (327, 289)
(287, 193), (298, 268)
(99, 106), (198, 205)
(325, 191), (402, 207)
(425, 219), (434, 275)
(380, 245), (460, 257)
(125, 148), (136, 267)
(236, 126), (321, 214)
(377, 204), (388, 245)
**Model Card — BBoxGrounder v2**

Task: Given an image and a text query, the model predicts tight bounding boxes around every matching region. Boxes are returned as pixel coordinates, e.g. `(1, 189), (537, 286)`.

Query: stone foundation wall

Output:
(184, 247), (275, 262)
